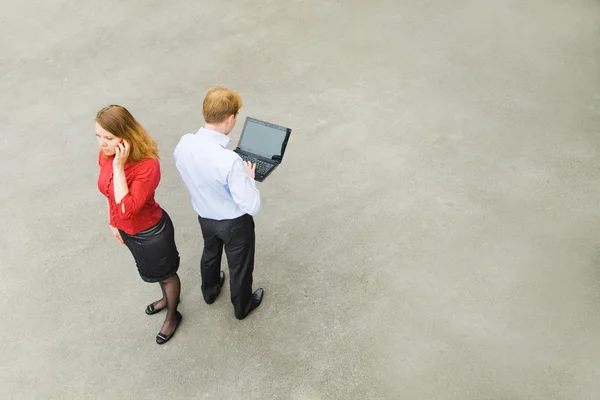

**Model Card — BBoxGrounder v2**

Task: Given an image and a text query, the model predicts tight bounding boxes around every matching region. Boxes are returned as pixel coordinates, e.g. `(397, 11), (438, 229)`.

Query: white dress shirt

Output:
(173, 127), (261, 220)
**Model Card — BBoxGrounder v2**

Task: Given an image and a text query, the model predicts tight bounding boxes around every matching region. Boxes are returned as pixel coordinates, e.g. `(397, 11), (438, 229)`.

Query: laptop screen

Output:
(238, 118), (289, 159)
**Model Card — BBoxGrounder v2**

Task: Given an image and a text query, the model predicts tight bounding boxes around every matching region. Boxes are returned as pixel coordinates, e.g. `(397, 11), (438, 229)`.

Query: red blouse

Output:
(98, 152), (163, 235)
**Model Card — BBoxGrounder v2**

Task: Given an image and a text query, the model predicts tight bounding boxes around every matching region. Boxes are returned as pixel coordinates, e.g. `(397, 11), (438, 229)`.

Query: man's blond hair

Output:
(202, 87), (243, 123)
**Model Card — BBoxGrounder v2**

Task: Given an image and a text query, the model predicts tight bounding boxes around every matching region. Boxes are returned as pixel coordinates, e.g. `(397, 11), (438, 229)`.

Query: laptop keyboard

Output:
(239, 155), (273, 176)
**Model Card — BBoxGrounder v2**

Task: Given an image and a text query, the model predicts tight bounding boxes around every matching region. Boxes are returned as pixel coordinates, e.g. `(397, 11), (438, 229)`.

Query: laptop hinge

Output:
(234, 148), (277, 164)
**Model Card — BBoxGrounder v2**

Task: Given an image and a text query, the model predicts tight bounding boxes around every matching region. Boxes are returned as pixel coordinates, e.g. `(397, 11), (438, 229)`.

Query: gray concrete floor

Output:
(2, 0), (600, 399)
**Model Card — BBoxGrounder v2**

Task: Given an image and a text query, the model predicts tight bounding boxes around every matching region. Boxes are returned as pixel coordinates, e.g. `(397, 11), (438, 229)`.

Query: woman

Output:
(96, 105), (182, 345)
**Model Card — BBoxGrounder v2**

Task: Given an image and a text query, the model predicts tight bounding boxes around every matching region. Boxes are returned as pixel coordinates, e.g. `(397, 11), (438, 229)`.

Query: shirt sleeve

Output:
(117, 159), (161, 220)
(227, 158), (261, 216)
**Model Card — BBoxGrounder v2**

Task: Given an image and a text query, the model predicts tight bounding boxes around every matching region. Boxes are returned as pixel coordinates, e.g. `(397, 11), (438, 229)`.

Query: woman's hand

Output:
(112, 140), (130, 203)
(113, 140), (130, 170)
(110, 225), (124, 245)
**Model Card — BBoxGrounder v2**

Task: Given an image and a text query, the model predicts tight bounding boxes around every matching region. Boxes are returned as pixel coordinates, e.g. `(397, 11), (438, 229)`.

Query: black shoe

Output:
(205, 271), (226, 305)
(156, 312), (182, 345)
(234, 289), (264, 320)
(146, 298), (180, 315)
(145, 300), (166, 315)
(249, 288), (264, 313)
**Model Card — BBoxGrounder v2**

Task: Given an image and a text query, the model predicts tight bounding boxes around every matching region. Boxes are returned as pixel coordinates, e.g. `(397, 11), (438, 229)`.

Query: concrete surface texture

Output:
(2, 0), (600, 398)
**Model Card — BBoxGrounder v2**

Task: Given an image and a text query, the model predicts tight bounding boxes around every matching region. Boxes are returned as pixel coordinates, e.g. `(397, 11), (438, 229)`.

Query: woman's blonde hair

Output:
(96, 105), (159, 162)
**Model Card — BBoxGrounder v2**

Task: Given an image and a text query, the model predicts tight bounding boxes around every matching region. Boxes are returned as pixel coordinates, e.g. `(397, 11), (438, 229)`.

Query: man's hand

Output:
(244, 161), (256, 179)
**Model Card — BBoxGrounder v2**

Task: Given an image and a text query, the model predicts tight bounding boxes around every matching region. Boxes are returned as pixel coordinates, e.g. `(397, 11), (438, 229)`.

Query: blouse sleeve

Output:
(117, 159), (160, 220)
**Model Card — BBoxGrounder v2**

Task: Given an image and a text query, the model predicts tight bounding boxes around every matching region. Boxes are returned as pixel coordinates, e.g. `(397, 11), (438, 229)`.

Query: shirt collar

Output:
(196, 127), (231, 147)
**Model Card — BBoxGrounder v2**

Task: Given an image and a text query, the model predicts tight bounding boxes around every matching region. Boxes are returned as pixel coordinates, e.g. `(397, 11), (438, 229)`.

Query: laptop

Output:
(233, 117), (292, 182)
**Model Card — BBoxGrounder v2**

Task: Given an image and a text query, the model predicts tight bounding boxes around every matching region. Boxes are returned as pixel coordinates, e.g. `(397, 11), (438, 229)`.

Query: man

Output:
(174, 87), (263, 320)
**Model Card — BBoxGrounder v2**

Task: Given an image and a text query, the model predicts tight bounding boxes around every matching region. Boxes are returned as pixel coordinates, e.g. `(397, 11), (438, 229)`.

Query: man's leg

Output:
(198, 216), (225, 304)
(223, 215), (256, 319)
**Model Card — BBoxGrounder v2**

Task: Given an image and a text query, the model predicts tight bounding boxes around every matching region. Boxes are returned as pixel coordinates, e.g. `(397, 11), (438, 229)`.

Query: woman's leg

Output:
(158, 273), (181, 335)
(147, 282), (167, 311)
(120, 226), (169, 314)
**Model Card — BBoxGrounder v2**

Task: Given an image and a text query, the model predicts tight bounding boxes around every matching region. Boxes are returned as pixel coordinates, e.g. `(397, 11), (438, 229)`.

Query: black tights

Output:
(152, 274), (181, 335)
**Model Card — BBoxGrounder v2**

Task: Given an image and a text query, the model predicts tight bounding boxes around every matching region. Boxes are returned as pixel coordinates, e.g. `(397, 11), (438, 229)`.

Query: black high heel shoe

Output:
(156, 312), (182, 345)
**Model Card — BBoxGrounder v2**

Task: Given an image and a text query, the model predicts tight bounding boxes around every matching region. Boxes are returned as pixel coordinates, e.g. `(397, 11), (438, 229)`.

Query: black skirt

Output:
(119, 209), (180, 283)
